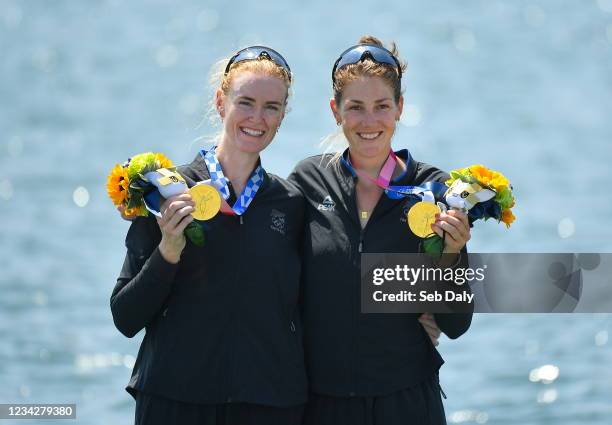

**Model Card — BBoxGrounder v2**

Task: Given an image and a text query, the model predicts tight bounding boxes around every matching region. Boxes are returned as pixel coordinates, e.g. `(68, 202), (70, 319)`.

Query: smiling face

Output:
(331, 76), (403, 161)
(216, 70), (287, 155)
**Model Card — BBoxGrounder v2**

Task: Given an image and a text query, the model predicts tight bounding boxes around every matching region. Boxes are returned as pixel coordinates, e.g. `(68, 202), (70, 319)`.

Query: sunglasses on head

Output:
(332, 44), (402, 83)
(224, 46), (292, 81)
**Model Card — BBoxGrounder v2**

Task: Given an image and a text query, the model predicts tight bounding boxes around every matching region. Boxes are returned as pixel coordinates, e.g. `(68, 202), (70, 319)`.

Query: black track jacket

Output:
(288, 149), (473, 397)
(111, 153), (308, 407)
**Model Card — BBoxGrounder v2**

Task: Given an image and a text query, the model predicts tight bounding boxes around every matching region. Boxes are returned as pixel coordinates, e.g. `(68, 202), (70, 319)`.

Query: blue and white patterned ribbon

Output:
(200, 148), (264, 216)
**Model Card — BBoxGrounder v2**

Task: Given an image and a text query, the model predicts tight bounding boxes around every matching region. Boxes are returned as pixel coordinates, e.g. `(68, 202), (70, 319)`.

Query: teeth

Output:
(359, 132), (381, 140)
(241, 127), (264, 137)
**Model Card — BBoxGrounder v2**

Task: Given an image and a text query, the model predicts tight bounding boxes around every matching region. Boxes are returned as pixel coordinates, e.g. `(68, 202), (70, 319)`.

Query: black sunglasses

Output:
(224, 46), (292, 81)
(332, 44), (402, 83)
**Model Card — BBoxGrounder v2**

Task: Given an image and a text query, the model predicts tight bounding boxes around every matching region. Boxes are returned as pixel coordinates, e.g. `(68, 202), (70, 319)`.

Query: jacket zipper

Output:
(350, 225), (366, 396)
(440, 384), (447, 399)
(227, 213), (244, 402)
(436, 373), (447, 399)
(358, 231), (364, 253)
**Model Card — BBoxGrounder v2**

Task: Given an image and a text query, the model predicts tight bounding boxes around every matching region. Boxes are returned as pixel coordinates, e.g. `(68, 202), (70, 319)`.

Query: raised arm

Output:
(433, 245), (474, 339)
(110, 193), (194, 337)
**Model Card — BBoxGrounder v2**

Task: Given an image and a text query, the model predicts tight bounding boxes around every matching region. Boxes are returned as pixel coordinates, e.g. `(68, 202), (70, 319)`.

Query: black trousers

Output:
(134, 392), (304, 425)
(303, 374), (447, 425)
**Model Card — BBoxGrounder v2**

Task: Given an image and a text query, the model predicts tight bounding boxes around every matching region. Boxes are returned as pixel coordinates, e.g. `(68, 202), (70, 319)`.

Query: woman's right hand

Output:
(117, 205), (137, 221)
(157, 193), (195, 264)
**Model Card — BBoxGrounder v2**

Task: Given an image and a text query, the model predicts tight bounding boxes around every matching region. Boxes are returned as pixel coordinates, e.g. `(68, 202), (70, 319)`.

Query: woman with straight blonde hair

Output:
(111, 46), (306, 425)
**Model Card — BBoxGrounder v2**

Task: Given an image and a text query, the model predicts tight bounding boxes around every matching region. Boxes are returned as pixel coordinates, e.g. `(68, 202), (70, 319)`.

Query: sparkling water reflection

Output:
(1, 0), (611, 424)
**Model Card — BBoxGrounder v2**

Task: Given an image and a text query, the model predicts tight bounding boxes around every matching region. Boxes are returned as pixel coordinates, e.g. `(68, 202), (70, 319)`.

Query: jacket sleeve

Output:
(436, 308), (473, 339)
(433, 246), (474, 339)
(287, 168), (307, 318)
(110, 216), (179, 338)
(424, 166), (474, 339)
(286, 166), (301, 191)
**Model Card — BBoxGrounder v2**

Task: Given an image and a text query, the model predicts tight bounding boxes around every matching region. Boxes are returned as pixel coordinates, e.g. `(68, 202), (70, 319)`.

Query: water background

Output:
(1, 0), (612, 423)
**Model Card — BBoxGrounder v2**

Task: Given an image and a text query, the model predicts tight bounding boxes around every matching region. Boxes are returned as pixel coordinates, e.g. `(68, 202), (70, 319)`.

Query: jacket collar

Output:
(337, 148), (418, 186)
(187, 152), (210, 181)
(332, 148), (419, 228)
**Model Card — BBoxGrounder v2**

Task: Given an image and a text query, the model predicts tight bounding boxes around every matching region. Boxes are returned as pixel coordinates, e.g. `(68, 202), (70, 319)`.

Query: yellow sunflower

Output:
(469, 165), (509, 192)
(500, 209), (515, 228)
(106, 164), (130, 206)
(154, 153), (174, 170)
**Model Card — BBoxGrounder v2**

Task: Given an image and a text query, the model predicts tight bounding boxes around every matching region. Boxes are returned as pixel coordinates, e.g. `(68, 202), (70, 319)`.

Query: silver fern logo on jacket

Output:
(270, 209), (286, 235)
(400, 201), (410, 224)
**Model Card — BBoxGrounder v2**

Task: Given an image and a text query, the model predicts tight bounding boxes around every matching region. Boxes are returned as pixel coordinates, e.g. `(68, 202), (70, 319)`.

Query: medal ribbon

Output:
(341, 150), (444, 202)
(200, 148), (264, 216)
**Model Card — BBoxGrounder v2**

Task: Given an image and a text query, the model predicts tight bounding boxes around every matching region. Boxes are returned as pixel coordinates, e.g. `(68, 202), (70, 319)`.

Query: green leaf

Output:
(422, 235), (444, 258)
(128, 176), (149, 194)
(449, 170), (463, 181)
(126, 196), (141, 210)
(185, 222), (205, 247)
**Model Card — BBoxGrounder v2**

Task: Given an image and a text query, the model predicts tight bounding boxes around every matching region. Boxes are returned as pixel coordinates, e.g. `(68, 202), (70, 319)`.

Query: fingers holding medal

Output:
(158, 193), (195, 233)
(407, 201), (470, 250)
(432, 209), (471, 252)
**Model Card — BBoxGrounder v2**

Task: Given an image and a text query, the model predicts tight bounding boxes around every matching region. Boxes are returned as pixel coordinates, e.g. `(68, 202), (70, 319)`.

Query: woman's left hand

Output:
(432, 210), (471, 254)
(418, 313), (441, 346)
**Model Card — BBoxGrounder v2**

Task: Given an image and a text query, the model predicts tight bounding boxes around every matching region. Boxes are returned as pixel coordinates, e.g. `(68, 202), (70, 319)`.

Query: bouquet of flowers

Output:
(422, 164), (516, 255)
(106, 152), (205, 246)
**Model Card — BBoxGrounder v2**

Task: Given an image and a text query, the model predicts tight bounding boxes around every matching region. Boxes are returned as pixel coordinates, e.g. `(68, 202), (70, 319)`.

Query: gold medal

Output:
(407, 201), (441, 238)
(189, 184), (222, 221)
